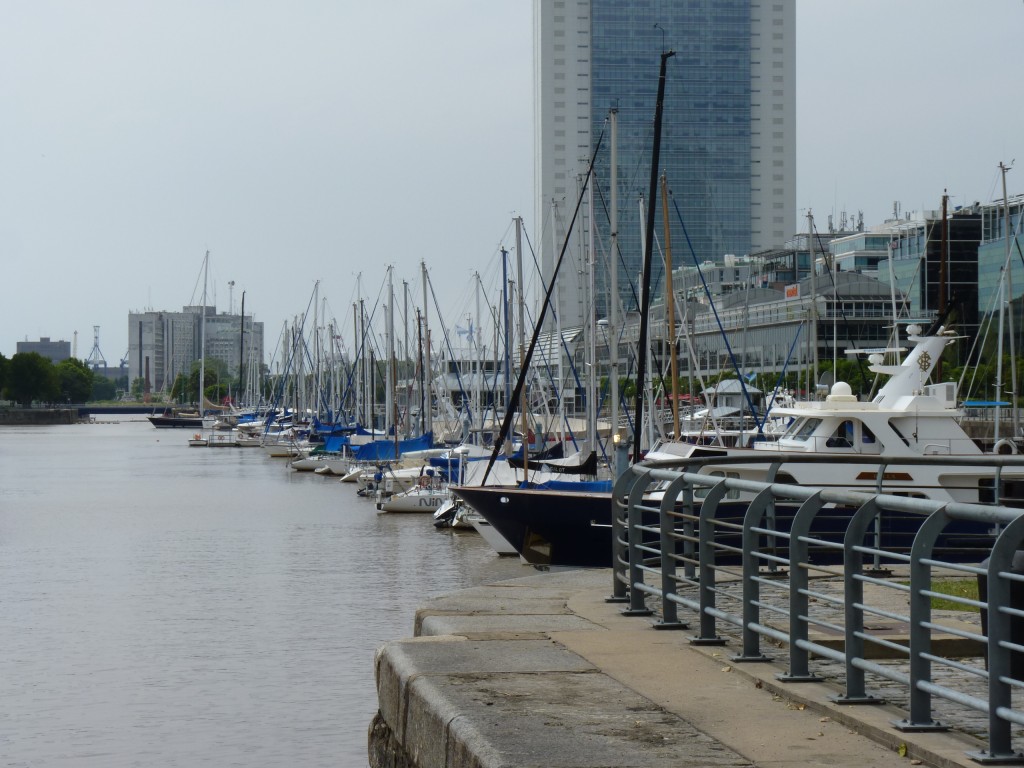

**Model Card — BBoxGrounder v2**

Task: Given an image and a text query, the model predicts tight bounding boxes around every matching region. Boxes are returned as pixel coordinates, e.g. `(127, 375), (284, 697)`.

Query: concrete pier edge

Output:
(370, 568), (991, 768)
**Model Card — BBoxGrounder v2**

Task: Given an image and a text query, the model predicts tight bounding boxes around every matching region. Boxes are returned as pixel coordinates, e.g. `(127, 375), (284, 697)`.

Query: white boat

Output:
(454, 324), (1024, 568)
(357, 465), (428, 497)
(376, 477), (448, 513)
(649, 323), (1022, 504)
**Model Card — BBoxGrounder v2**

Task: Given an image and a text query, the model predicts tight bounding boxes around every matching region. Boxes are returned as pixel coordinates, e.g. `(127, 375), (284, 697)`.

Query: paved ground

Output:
(373, 567), (1007, 768)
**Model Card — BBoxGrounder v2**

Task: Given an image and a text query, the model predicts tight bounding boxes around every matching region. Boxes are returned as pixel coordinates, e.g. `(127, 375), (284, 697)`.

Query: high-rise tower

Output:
(534, 0), (796, 326)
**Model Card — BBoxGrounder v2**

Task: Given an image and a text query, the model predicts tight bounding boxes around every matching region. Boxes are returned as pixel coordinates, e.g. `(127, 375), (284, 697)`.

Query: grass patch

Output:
(898, 578), (980, 612)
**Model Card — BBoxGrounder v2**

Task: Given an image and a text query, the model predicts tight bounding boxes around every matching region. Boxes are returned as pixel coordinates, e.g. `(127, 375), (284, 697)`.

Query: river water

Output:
(0, 419), (530, 767)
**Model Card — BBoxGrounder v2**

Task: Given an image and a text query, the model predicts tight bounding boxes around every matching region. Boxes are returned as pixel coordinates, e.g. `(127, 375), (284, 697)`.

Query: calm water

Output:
(0, 420), (529, 767)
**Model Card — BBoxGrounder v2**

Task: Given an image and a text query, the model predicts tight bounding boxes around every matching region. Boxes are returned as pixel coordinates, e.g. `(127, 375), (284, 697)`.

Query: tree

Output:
(91, 374), (117, 401)
(0, 352), (7, 396)
(56, 358), (94, 403)
(6, 352), (59, 407)
(130, 377), (147, 399)
(170, 360), (230, 405)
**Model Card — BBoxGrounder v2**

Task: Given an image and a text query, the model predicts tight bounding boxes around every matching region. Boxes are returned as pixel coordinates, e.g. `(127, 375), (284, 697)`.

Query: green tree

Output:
(130, 377), (147, 399)
(6, 352), (59, 407)
(91, 374), (117, 401)
(0, 352), (7, 396)
(56, 358), (95, 403)
(170, 360), (230, 405)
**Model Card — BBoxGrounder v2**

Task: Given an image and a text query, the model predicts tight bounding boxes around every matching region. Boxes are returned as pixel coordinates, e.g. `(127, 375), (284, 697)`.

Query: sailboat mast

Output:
(514, 216), (529, 481)
(609, 107), (620, 455)
(661, 172), (679, 438)
(238, 290), (246, 406)
(387, 267), (397, 451)
(199, 250), (208, 415)
(632, 49), (674, 462)
(421, 261), (431, 437)
(586, 167), (598, 460)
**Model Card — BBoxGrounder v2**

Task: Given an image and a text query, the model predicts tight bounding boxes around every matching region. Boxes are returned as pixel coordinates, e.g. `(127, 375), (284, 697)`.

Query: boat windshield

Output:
(784, 418), (821, 441)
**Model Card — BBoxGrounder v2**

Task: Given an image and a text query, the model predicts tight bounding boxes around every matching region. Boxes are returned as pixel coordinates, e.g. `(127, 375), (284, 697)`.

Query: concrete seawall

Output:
(370, 569), (990, 768)
(0, 408), (76, 425)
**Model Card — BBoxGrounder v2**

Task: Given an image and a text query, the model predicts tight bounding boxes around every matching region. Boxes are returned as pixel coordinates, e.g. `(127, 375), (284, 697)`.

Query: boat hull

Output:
(452, 483), (1000, 569)
(149, 415), (204, 428)
(452, 486), (614, 567)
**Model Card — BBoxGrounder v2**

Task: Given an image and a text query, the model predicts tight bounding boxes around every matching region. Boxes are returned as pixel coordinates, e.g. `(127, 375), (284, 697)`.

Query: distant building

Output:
(127, 307), (264, 394)
(16, 337), (71, 363)
(535, 0), (796, 326)
(977, 193), (1024, 317)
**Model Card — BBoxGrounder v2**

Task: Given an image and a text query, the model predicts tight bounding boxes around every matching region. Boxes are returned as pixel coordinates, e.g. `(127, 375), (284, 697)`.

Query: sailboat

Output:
(452, 50), (676, 563)
(150, 253), (219, 430)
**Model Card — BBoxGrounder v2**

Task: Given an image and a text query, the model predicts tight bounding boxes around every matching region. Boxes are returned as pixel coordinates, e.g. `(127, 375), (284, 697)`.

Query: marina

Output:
(0, 419), (528, 767)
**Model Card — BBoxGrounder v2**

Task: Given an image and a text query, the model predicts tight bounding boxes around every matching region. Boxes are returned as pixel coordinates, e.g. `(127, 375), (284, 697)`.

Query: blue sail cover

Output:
(527, 479), (613, 493)
(319, 434), (351, 453)
(352, 432), (434, 462)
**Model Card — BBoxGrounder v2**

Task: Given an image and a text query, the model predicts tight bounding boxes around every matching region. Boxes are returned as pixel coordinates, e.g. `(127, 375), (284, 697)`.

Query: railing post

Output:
(692, 480), (729, 645)
(624, 472), (655, 616)
(778, 491), (826, 682)
(655, 472), (692, 629)
(609, 465), (640, 602)
(895, 505), (950, 731)
(732, 486), (773, 663)
(833, 497), (884, 705)
(968, 515), (1024, 762)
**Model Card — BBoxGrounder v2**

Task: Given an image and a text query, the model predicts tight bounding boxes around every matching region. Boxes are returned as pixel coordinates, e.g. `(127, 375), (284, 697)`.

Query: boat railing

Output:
(611, 452), (1024, 762)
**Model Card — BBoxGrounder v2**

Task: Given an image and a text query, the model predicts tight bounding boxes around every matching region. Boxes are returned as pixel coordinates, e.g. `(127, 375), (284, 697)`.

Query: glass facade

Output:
(590, 1), (752, 316)
(885, 213), (980, 363)
(978, 197), (1024, 316)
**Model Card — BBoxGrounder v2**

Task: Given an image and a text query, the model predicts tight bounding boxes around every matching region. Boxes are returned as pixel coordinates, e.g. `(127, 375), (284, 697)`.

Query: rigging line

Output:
(761, 321), (804, 430)
(669, 192), (761, 430)
(810, 220), (871, 393)
(425, 270), (476, 427)
(480, 124), (607, 485)
(633, 49), (675, 459)
(591, 167), (643, 312)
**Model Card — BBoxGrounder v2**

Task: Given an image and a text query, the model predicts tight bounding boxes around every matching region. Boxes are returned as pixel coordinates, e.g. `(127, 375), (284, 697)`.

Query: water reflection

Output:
(0, 420), (529, 767)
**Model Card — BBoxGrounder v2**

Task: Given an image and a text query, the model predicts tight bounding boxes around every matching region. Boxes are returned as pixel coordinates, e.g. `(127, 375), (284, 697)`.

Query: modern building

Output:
(978, 192), (1024, 320)
(15, 337), (71, 363)
(128, 307), (264, 395)
(533, 0), (796, 328)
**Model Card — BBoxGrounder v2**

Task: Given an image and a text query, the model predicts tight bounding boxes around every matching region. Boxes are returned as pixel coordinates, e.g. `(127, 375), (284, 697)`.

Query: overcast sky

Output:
(2, 1), (1022, 365)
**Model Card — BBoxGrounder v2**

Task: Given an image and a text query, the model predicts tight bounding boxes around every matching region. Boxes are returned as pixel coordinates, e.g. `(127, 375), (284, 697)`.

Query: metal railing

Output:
(611, 453), (1024, 763)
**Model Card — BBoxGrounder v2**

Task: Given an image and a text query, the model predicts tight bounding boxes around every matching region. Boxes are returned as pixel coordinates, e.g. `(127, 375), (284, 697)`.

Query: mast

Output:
(661, 172), (679, 438)
(514, 216), (529, 482)
(996, 162), (1013, 441)
(402, 280), (410, 434)
(420, 261), (431, 437)
(501, 248), (512, 419)
(807, 210), (818, 397)
(586, 167), (598, 461)
(239, 290), (246, 406)
(199, 250), (208, 415)
(632, 49), (674, 462)
(609, 106), (620, 455)
(387, 266), (398, 453)
(552, 200), (565, 447)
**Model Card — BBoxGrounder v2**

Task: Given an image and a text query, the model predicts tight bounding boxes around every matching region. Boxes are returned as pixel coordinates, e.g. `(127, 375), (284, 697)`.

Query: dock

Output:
(371, 568), (992, 768)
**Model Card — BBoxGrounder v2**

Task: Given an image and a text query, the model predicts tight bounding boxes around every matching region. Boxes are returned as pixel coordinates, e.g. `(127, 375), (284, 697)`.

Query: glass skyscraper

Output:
(534, 0), (795, 327)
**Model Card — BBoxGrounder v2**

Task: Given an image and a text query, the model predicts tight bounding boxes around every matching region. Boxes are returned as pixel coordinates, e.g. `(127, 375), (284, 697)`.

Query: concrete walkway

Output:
(370, 569), (993, 768)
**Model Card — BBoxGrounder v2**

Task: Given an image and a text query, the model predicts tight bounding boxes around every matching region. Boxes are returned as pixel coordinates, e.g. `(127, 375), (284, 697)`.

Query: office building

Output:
(16, 337), (71, 363)
(128, 307), (264, 394)
(533, 0), (796, 328)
